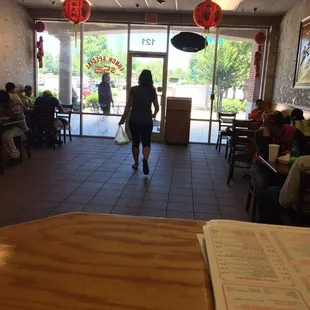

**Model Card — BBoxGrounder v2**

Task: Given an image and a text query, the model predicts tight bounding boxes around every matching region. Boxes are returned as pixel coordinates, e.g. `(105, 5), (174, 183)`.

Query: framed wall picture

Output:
(294, 16), (310, 88)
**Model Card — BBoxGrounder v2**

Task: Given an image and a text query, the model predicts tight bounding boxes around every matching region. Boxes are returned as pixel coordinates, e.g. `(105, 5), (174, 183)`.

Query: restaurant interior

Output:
(1, 0), (310, 308)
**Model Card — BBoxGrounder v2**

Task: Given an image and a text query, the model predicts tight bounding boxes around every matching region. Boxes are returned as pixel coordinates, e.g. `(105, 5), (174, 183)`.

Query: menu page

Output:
(203, 220), (310, 310)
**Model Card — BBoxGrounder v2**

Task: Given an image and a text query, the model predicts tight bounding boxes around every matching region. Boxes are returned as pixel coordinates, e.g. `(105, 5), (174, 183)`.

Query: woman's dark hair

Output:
(138, 70), (153, 88)
(0, 90), (10, 103)
(263, 110), (284, 127)
(5, 82), (15, 92)
(291, 108), (304, 120)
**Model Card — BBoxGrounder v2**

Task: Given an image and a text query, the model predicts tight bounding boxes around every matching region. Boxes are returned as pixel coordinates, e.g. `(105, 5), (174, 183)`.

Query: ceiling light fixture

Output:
(175, 0), (178, 10)
(114, 0), (122, 8)
(213, 0), (240, 11)
(157, 0), (165, 4)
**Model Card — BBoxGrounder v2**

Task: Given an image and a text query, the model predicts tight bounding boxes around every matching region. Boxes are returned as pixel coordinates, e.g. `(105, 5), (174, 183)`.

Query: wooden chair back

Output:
(230, 119), (257, 160)
(232, 119), (261, 131)
(56, 104), (73, 124)
(218, 112), (237, 131)
(226, 120), (257, 184)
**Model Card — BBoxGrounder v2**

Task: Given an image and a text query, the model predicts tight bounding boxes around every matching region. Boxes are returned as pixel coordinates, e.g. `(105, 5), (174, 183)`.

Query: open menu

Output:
(199, 220), (310, 310)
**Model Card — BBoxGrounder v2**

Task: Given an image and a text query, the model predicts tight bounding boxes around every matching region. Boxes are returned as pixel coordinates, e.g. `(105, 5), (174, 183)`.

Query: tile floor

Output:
(0, 138), (251, 226)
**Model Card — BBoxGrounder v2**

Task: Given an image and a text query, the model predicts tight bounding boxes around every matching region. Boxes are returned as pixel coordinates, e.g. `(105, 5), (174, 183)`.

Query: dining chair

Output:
(226, 119), (257, 185)
(56, 104), (73, 144)
(0, 144), (3, 176)
(34, 114), (60, 150)
(215, 112), (237, 152)
(226, 120), (261, 162)
(13, 132), (31, 163)
(245, 179), (258, 222)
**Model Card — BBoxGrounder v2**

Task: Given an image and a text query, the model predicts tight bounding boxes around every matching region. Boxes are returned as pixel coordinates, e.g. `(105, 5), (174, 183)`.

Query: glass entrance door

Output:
(127, 53), (167, 141)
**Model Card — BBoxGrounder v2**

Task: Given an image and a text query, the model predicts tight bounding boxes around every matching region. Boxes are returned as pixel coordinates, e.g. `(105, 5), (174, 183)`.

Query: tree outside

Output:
(185, 39), (252, 113)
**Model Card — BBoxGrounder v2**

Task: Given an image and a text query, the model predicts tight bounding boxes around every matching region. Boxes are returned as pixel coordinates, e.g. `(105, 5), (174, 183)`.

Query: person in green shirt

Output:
(24, 85), (36, 106)
(290, 108), (310, 136)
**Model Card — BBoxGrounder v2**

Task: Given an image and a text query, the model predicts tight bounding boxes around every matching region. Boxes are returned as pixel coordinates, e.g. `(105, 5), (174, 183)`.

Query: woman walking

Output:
(119, 70), (159, 175)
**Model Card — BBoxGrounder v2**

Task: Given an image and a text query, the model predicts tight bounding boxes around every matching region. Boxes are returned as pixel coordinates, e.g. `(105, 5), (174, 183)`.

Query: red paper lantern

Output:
(34, 21), (45, 33)
(62, 0), (91, 25)
(254, 32), (266, 45)
(193, 0), (223, 32)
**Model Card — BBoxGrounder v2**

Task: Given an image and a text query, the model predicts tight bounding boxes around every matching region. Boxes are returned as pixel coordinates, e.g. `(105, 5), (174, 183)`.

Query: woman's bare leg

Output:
(132, 146), (139, 169)
(142, 146), (150, 160)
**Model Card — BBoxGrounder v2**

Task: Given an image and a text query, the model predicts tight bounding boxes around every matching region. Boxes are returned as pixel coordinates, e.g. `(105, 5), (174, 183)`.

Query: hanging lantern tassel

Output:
(204, 28), (210, 35)
(74, 23), (79, 47)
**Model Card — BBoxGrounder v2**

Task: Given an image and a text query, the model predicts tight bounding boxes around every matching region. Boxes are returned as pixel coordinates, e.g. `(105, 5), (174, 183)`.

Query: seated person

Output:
(16, 84), (34, 109)
(251, 110), (309, 190)
(0, 90), (28, 163)
(259, 155), (310, 224)
(291, 108), (310, 136)
(24, 85), (36, 106)
(5, 82), (27, 111)
(248, 99), (265, 121)
(34, 90), (64, 146)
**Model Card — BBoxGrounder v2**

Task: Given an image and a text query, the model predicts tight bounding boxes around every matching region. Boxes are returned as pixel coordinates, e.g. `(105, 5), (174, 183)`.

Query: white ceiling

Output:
(21, 0), (300, 14)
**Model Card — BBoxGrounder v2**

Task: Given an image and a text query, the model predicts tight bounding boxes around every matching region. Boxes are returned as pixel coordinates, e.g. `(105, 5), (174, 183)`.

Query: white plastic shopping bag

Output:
(114, 125), (129, 146)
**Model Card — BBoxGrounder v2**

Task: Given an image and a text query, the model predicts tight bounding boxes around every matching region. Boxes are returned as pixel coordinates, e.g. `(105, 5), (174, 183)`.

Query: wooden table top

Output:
(0, 213), (213, 310)
(259, 155), (291, 175)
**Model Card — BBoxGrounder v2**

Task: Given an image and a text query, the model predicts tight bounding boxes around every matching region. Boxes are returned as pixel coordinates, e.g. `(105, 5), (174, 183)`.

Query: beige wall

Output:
(272, 0), (310, 107)
(0, 0), (34, 89)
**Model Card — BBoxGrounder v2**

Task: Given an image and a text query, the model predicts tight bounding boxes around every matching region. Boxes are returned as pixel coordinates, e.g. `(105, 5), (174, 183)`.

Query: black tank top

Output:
(129, 86), (157, 124)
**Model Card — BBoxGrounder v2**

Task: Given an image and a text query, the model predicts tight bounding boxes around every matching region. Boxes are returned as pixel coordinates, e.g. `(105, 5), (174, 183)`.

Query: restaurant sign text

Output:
(85, 55), (125, 75)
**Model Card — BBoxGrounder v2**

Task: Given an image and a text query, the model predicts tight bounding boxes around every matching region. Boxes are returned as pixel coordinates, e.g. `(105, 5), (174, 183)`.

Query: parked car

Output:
(82, 87), (92, 99)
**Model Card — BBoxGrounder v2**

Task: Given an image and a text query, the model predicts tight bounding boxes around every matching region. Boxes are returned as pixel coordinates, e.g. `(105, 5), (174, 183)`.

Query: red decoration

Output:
(34, 21), (45, 33)
(254, 32), (266, 45)
(254, 45), (262, 79)
(62, 0), (91, 46)
(36, 36), (44, 69)
(62, 0), (91, 24)
(193, 0), (223, 32)
(254, 32), (266, 80)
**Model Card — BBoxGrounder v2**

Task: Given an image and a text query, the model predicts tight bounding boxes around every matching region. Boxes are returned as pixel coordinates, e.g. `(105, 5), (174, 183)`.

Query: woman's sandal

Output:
(132, 164), (138, 170)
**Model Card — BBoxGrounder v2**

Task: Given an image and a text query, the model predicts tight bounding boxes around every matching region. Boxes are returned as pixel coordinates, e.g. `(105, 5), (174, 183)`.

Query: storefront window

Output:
(37, 21), (81, 134)
(168, 26), (216, 142)
(82, 23), (128, 115)
(210, 28), (267, 143)
(36, 21), (267, 142)
(129, 24), (168, 53)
